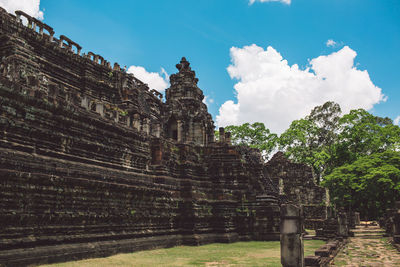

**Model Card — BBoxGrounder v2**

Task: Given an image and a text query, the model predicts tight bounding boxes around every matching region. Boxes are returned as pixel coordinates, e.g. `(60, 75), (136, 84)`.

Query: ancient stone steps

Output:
(332, 223), (400, 265)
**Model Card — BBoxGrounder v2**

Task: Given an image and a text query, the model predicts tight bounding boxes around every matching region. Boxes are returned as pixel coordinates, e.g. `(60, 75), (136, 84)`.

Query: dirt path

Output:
(331, 224), (400, 266)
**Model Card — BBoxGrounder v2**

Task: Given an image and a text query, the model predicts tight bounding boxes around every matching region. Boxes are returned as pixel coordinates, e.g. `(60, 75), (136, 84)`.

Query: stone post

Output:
(132, 114), (140, 131)
(219, 127), (225, 143)
(143, 118), (150, 135)
(154, 124), (161, 138)
(281, 204), (304, 267)
(354, 212), (360, 226)
(225, 132), (231, 145)
(337, 212), (349, 237)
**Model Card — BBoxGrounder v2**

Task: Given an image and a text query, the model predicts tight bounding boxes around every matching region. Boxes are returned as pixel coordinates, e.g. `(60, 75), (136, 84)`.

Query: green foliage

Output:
(279, 102), (400, 183)
(322, 150), (400, 219)
(220, 101), (400, 217)
(225, 122), (278, 160)
(279, 101), (342, 181)
(336, 109), (400, 162)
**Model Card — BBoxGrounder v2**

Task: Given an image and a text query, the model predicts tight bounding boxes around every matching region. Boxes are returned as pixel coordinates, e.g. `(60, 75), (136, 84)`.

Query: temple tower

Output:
(164, 57), (214, 145)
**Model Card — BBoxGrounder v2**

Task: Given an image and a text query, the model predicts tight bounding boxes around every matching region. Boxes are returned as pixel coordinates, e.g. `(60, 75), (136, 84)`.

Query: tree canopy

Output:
(222, 101), (400, 217)
(322, 150), (400, 219)
(224, 122), (278, 160)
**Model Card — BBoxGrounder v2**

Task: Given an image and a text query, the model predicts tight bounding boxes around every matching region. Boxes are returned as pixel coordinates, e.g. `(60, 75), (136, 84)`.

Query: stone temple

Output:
(0, 8), (329, 266)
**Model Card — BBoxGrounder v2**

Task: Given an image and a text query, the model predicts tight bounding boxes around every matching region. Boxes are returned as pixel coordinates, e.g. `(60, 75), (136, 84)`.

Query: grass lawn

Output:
(40, 240), (324, 267)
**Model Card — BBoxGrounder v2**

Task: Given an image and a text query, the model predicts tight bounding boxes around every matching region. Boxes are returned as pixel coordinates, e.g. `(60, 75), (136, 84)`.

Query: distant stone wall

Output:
(264, 152), (329, 228)
(0, 7), (280, 266)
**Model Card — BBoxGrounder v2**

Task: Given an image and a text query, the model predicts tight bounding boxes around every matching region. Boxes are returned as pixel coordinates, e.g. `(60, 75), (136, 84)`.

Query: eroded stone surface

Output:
(264, 152), (329, 229)
(0, 7), (281, 266)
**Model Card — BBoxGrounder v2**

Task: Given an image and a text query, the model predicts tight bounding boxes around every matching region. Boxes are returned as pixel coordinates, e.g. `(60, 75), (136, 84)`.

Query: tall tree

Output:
(279, 101), (342, 181)
(224, 122), (278, 160)
(336, 109), (400, 163)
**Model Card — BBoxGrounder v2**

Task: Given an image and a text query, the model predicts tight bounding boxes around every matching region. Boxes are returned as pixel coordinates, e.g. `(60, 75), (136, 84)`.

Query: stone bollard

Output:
(281, 204), (304, 267)
(337, 212), (349, 237)
(354, 212), (360, 226)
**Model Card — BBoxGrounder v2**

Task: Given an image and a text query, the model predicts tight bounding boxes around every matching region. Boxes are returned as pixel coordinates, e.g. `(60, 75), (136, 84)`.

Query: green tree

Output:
(279, 102), (400, 181)
(308, 101), (342, 147)
(279, 101), (342, 181)
(224, 122), (278, 160)
(336, 109), (400, 163)
(322, 150), (400, 219)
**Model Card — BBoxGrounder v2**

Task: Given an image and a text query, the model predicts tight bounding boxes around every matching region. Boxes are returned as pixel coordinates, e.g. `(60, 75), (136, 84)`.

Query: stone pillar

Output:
(154, 124), (161, 138)
(95, 103), (104, 117)
(338, 212), (349, 237)
(219, 127), (225, 143)
(354, 212), (360, 226)
(281, 204), (304, 267)
(225, 132), (231, 145)
(132, 114), (140, 131)
(177, 120), (183, 142)
(80, 96), (89, 110)
(143, 118), (150, 135)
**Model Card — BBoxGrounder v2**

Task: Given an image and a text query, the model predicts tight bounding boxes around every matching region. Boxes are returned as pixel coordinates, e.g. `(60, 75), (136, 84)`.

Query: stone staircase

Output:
(351, 224), (386, 239)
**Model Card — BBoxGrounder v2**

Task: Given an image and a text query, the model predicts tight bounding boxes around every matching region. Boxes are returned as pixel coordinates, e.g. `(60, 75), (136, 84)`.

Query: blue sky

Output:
(2, 0), (399, 132)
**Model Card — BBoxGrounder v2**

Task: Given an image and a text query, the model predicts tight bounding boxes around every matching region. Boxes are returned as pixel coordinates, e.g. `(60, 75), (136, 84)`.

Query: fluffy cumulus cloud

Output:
(0, 0), (43, 19)
(216, 44), (385, 133)
(249, 0), (291, 5)
(127, 66), (169, 93)
(394, 116), (400, 126)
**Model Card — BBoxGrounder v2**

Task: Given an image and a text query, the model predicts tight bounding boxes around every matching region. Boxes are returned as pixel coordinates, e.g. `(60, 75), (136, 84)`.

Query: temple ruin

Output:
(0, 7), (330, 266)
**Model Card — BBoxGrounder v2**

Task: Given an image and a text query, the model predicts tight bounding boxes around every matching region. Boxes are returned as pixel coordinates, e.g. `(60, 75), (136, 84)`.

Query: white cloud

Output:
(326, 39), (337, 47)
(249, 0), (291, 5)
(216, 44), (385, 134)
(0, 0), (43, 19)
(127, 66), (169, 94)
(394, 116), (400, 126)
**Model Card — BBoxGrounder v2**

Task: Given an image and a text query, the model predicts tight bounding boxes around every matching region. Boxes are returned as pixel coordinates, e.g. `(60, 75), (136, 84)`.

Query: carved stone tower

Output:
(164, 57), (214, 145)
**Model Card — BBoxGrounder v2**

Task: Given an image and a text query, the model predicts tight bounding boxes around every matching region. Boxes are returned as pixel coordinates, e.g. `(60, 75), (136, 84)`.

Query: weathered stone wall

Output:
(0, 8), (279, 266)
(264, 152), (329, 229)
